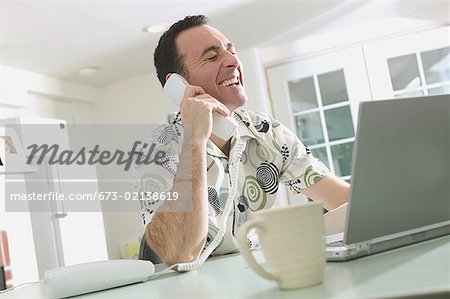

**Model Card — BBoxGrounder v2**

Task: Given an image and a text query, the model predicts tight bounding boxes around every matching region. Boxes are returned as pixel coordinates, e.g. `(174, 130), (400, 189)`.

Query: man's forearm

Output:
(301, 175), (349, 211)
(146, 136), (209, 266)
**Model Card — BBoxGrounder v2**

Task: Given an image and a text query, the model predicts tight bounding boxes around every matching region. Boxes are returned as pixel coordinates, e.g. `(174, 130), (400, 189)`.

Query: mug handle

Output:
(237, 219), (278, 281)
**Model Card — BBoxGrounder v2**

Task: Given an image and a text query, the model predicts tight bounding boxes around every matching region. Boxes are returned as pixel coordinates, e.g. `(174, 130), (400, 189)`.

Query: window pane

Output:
(421, 46), (450, 84)
(311, 147), (329, 169)
(295, 112), (324, 146)
(331, 142), (354, 177)
(324, 106), (354, 141)
(395, 90), (424, 98)
(288, 76), (317, 112)
(318, 69), (348, 105)
(387, 54), (422, 90)
(428, 85), (450, 95)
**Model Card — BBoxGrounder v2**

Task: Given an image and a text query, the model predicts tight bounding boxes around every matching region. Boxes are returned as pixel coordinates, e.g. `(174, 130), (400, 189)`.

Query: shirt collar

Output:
(207, 108), (264, 158)
(207, 140), (228, 158)
(206, 109), (263, 158)
(233, 109), (265, 140)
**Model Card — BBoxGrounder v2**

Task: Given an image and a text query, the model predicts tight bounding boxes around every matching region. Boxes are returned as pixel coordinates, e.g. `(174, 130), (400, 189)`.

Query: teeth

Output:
(218, 77), (239, 87)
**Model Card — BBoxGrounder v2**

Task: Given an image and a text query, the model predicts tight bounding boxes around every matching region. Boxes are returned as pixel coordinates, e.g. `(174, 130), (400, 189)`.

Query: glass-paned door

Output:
(266, 47), (372, 201)
(288, 69), (355, 178)
(364, 26), (450, 99)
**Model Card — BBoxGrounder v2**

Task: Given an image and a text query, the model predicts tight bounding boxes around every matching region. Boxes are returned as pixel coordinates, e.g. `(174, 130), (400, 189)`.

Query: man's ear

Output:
(165, 73), (173, 82)
(166, 71), (189, 82)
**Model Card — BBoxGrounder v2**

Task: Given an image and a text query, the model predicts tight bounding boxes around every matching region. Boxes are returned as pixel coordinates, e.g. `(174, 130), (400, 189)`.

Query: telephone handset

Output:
(163, 73), (238, 140)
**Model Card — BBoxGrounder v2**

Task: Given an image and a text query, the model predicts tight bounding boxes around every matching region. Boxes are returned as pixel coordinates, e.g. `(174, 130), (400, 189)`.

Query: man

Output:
(137, 15), (349, 267)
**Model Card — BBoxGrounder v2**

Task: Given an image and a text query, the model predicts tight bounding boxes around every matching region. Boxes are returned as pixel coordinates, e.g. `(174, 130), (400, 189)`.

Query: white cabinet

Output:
(364, 26), (450, 100)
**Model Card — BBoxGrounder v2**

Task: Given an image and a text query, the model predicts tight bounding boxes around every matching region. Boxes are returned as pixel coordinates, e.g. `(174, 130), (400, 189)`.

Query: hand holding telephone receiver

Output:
(164, 73), (238, 140)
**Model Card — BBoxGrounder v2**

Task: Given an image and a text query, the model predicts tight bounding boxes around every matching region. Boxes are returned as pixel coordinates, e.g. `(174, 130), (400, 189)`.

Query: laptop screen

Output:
(345, 95), (450, 244)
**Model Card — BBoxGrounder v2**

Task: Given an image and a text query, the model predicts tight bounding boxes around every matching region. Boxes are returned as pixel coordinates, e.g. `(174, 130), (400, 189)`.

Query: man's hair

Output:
(154, 15), (209, 87)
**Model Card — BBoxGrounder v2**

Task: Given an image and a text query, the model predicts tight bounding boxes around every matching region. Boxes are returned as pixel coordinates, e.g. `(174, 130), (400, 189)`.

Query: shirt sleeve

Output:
(274, 119), (330, 193)
(133, 117), (181, 226)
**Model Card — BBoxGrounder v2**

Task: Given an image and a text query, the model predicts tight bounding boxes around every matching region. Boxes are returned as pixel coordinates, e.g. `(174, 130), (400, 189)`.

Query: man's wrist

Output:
(183, 132), (208, 148)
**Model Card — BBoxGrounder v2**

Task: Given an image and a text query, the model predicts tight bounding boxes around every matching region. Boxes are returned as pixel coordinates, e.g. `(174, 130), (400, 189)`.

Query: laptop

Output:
(326, 94), (450, 261)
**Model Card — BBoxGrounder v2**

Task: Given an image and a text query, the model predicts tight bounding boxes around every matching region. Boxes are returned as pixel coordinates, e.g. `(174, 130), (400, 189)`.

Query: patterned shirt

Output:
(134, 109), (329, 255)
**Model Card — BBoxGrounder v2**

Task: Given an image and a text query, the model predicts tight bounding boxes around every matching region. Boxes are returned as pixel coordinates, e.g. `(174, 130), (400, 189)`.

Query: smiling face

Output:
(175, 25), (247, 111)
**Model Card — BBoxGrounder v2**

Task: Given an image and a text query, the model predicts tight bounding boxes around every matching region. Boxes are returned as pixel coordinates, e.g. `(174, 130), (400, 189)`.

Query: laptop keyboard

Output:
(326, 240), (345, 247)
(326, 232), (345, 247)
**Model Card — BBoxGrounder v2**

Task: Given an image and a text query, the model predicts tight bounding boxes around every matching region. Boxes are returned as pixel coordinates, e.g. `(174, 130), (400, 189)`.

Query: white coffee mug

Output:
(237, 202), (326, 290)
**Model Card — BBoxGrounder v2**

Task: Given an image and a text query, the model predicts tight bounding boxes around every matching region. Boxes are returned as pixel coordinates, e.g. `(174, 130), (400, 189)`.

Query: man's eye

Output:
(207, 55), (218, 61)
(228, 47), (237, 55)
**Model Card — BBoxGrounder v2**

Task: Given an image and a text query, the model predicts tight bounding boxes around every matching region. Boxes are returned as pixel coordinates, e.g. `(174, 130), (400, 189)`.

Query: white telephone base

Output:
(44, 260), (154, 299)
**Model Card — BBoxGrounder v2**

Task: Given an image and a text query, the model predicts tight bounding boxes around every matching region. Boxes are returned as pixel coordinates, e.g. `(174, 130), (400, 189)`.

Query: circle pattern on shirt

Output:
(243, 175), (267, 211)
(247, 139), (274, 168)
(304, 165), (323, 187)
(256, 162), (279, 194)
(157, 126), (177, 144)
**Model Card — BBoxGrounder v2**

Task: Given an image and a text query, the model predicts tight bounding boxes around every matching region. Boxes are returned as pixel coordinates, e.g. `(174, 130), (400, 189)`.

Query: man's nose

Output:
(223, 51), (239, 69)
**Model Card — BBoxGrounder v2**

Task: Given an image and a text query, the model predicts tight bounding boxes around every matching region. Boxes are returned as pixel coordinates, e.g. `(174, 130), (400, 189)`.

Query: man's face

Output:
(175, 25), (247, 111)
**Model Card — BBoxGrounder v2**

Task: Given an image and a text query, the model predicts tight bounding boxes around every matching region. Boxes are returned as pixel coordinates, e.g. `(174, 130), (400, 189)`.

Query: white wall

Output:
(238, 47), (272, 115)
(0, 66), (98, 104)
(92, 73), (176, 259)
(93, 73), (176, 124)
